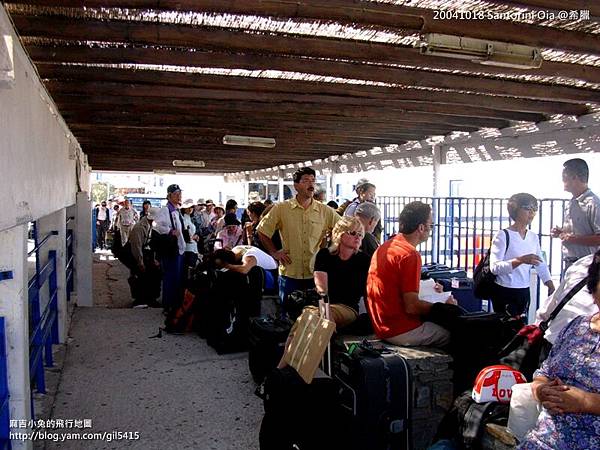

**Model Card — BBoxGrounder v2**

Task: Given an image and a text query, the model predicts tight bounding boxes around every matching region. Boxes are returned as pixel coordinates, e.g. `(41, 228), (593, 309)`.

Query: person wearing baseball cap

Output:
(153, 183), (186, 313)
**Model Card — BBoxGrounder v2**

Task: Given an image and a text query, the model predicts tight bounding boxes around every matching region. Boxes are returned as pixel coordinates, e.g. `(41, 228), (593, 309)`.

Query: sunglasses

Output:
(345, 230), (364, 238)
(521, 205), (538, 212)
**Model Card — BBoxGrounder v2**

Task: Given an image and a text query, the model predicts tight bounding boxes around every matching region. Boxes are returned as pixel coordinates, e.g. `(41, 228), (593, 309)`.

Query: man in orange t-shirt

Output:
(367, 201), (455, 347)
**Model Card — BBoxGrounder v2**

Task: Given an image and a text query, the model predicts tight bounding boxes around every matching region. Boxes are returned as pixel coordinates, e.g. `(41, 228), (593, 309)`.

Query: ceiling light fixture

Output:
(417, 33), (542, 69)
(172, 160), (206, 168)
(223, 135), (276, 148)
(154, 169), (177, 175)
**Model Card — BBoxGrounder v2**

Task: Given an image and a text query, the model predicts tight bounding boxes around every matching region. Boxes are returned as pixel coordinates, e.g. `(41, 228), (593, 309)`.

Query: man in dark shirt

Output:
(355, 201), (381, 258)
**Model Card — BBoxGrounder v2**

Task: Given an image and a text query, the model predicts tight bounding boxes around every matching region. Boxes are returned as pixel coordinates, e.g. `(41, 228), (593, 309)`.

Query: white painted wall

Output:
(0, 4), (90, 233)
(0, 3), (91, 432)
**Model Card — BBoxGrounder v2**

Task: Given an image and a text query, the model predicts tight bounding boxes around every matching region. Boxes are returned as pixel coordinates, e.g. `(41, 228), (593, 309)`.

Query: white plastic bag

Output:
(507, 382), (541, 441)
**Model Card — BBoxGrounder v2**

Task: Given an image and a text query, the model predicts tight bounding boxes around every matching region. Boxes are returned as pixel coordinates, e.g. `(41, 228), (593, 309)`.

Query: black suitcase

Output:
(258, 366), (345, 450)
(258, 294), (348, 450)
(334, 341), (413, 450)
(420, 263), (450, 280)
(248, 315), (293, 383)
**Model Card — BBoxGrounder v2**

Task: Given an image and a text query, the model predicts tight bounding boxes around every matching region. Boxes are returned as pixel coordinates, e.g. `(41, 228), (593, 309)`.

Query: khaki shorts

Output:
(303, 304), (358, 329)
(385, 321), (450, 348)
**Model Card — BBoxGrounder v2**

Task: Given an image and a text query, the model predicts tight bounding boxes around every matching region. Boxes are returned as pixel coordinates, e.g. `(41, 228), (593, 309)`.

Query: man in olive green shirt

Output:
(258, 167), (340, 306)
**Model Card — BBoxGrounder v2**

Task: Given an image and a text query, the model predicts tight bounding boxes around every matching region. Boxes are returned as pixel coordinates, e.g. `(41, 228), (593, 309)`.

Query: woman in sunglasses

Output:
(490, 193), (556, 317)
(313, 216), (371, 328)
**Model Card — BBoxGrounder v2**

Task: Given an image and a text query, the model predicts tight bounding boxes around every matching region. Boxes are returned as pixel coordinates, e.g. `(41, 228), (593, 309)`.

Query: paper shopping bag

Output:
(283, 307), (335, 384)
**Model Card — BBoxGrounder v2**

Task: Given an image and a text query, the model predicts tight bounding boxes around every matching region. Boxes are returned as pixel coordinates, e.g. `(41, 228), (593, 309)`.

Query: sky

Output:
(94, 152), (600, 205)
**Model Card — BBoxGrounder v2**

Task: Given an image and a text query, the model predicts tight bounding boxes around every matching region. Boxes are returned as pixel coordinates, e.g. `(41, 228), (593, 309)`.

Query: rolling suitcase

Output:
(334, 340), (413, 450)
(258, 294), (345, 450)
(248, 315), (293, 383)
(421, 263), (450, 280)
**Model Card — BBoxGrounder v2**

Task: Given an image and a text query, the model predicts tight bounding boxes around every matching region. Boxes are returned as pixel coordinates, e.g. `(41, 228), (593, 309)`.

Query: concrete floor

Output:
(39, 252), (264, 450)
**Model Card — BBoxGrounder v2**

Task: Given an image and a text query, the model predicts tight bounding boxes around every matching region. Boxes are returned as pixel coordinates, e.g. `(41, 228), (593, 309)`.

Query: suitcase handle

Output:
(318, 292), (332, 376)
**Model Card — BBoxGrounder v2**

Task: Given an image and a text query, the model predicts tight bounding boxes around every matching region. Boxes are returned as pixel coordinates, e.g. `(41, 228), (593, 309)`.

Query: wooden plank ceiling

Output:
(4, 0), (600, 173)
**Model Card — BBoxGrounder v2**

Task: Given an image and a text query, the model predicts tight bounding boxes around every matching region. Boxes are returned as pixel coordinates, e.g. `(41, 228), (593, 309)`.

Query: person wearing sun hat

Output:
(180, 198), (200, 275)
(215, 212), (243, 250)
(153, 184), (186, 312)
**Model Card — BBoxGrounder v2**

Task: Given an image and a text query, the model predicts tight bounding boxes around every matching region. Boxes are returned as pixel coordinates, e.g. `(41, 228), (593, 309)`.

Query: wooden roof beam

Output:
(8, 1), (600, 54)
(24, 38), (600, 86)
(48, 89), (587, 117)
(44, 80), (550, 122)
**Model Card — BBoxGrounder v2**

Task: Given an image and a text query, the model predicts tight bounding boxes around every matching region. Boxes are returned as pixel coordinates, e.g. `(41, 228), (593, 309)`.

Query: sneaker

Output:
(132, 302), (148, 309)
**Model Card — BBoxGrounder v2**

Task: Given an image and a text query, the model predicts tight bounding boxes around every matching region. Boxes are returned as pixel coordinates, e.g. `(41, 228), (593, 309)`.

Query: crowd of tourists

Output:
(105, 157), (599, 448)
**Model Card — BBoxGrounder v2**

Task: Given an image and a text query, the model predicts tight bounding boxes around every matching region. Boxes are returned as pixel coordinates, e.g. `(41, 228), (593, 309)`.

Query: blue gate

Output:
(27, 223), (59, 406)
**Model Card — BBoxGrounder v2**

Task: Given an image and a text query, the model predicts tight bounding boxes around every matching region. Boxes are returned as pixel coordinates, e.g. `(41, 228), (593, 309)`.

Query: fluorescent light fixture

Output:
(223, 135), (276, 148)
(153, 169), (177, 175)
(172, 160), (206, 168)
(417, 33), (542, 69)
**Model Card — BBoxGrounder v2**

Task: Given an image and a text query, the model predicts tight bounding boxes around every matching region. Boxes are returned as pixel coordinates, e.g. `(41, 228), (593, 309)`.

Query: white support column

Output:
(36, 209), (67, 343)
(0, 225), (32, 449)
(432, 144), (444, 261)
(328, 163), (339, 202)
(73, 192), (93, 307)
(432, 144), (443, 198)
(277, 169), (285, 202)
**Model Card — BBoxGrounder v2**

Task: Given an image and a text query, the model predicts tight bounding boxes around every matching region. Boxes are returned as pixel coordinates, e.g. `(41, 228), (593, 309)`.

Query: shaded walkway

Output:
(43, 254), (262, 449)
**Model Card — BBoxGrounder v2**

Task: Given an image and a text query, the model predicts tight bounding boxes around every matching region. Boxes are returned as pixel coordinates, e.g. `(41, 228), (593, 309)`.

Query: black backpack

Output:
(473, 230), (509, 300)
(435, 390), (509, 449)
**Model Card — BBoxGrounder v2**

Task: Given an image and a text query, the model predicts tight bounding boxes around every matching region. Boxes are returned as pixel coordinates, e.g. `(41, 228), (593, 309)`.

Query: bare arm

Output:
(225, 255), (257, 275)
(258, 231), (291, 265)
(313, 271), (328, 294)
(403, 292), (434, 315)
(561, 233), (600, 246)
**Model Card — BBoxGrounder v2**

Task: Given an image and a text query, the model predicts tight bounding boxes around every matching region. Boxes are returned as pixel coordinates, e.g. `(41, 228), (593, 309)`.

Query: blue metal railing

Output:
(27, 225), (59, 402)
(66, 217), (75, 302)
(0, 318), (9, 450)
(377, 196), (569, 312)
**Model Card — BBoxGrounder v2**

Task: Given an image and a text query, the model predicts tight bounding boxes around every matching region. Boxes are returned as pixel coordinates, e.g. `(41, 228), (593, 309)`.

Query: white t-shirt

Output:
(97, 207), (108, 221)
(233, 245), (277, 271)
(490, 228), (552, 289)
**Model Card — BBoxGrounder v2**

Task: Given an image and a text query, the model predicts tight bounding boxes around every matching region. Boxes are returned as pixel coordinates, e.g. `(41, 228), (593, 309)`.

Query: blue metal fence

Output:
(66, 217), (75, 302)
(377, 196), (569, 312)
(27, 224), (59, 401)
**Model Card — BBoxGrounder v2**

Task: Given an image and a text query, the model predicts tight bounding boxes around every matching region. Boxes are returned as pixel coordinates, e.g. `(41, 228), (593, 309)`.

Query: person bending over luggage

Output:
(312, 216), (371, 328)
(367, 201), (456, 347)
(518, 252), (600, 450)
(127, 207), (162, 308)
(490, 193), (555, 317)
(213, 245), (278, 275)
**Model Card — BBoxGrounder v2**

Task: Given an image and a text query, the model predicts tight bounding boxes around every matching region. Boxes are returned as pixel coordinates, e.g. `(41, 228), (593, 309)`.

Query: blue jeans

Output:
(161, 253), (185, 311)
(278, 276), (315, 307)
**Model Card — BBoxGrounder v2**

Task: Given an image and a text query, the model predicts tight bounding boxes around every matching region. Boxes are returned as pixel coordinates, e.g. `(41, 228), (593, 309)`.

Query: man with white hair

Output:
(355, 201), (381, 258)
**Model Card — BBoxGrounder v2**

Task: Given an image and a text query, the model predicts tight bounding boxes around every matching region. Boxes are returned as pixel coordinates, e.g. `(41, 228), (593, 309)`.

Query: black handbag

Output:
(150, 209), (180, 257)
(473, 229), (509, 300)
(498, 276), (588, 380)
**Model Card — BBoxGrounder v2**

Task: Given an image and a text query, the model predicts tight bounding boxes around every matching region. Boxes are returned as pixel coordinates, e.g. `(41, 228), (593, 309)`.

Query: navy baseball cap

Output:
(167, 184), (181, 194)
